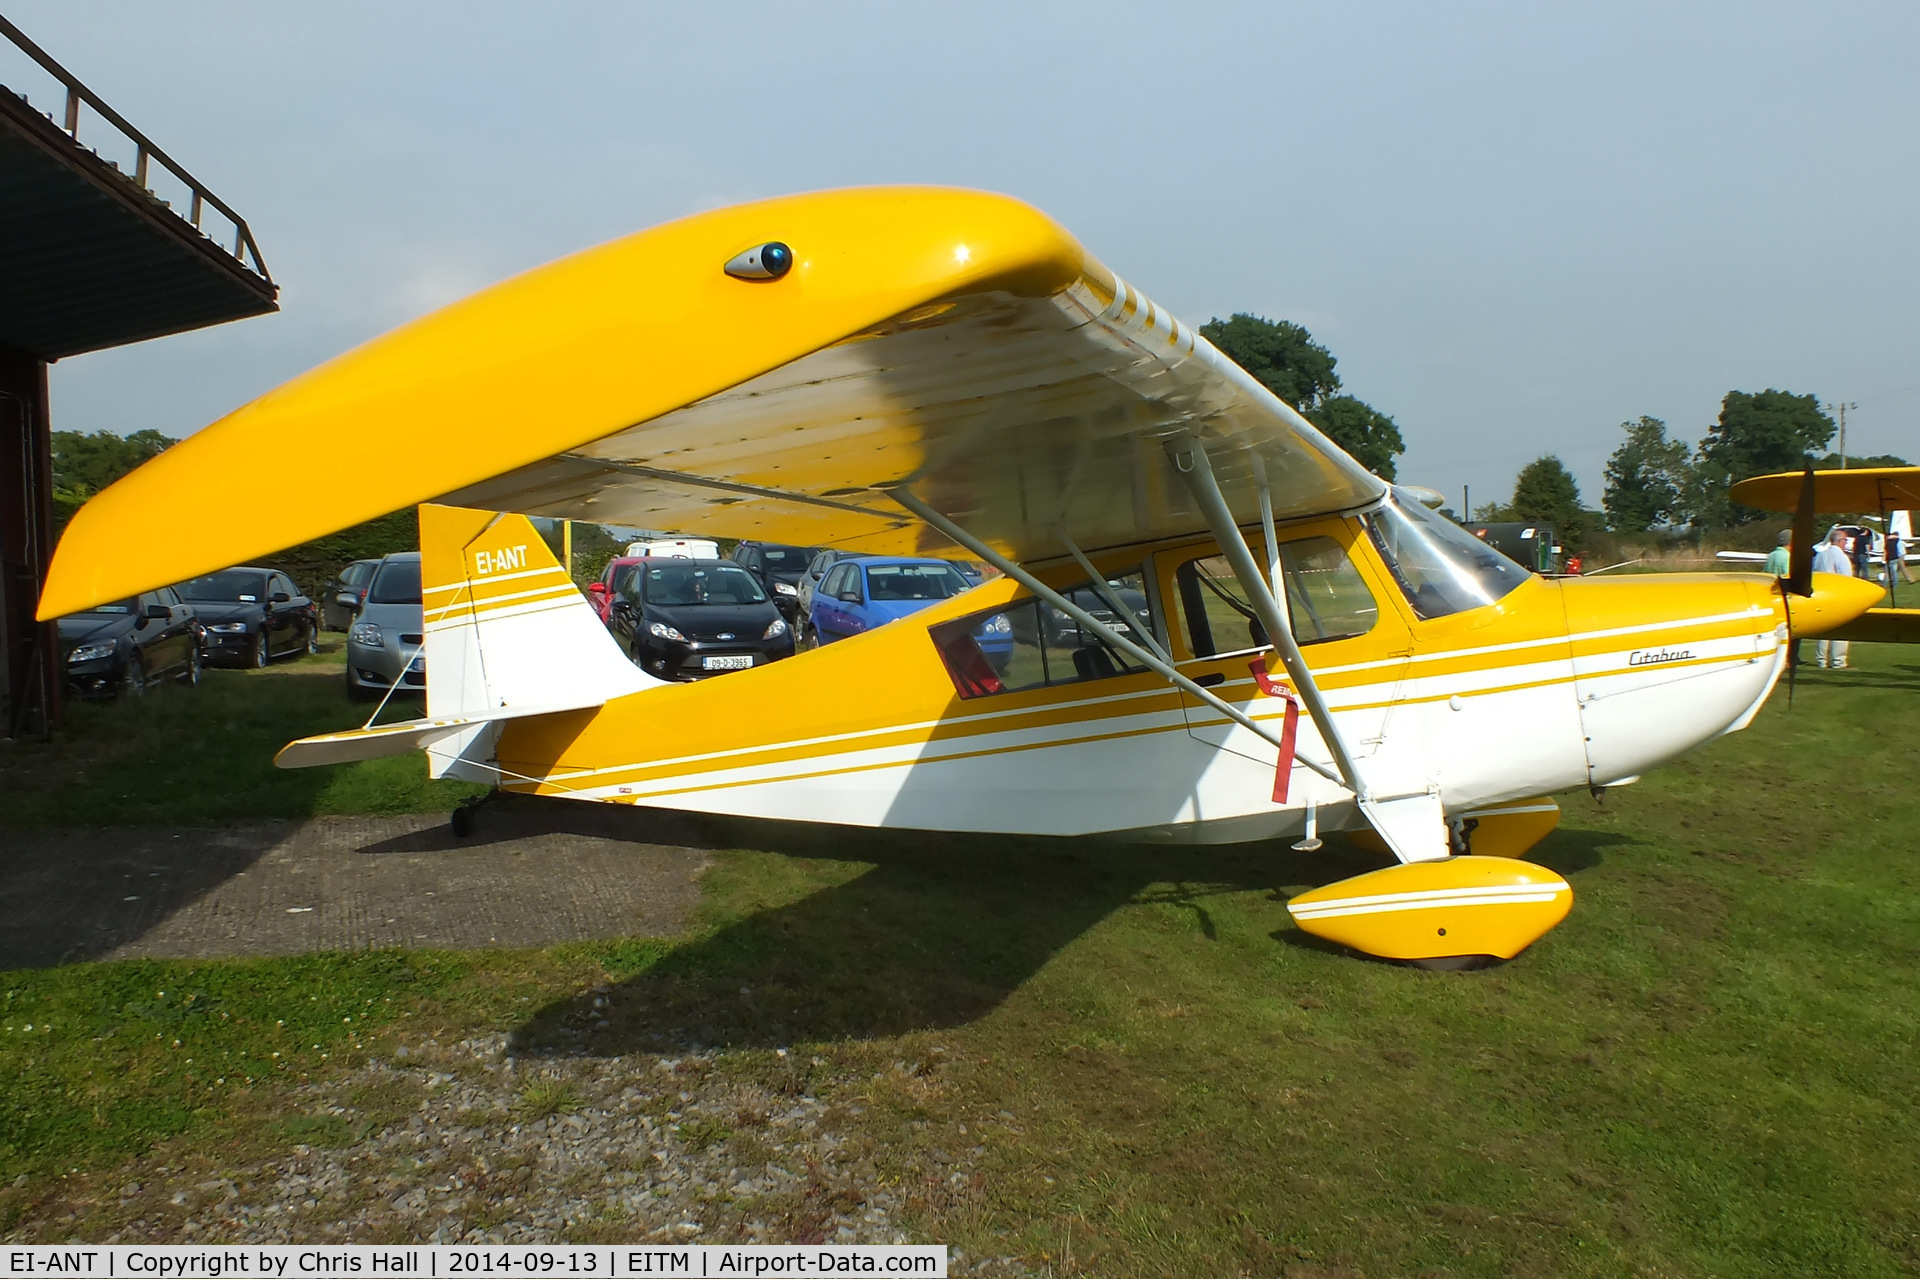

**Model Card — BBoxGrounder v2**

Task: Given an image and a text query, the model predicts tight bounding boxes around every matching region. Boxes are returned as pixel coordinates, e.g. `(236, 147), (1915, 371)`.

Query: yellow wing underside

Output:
(40, 186), (1383, 619)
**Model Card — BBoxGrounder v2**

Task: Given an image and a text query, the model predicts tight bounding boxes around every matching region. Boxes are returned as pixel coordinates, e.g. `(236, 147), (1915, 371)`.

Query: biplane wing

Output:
(1729, 467), (1920, 516)
(37, 186), (1382, 620)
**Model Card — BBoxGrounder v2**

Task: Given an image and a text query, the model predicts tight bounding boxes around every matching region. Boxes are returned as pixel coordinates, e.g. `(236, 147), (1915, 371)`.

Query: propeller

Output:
(1780, 464), (1817, 707)
(1787, 463), (1816, 599)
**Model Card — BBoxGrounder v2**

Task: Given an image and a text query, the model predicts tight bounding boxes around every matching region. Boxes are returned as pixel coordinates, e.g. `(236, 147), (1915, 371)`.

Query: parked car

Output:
(586, 555), (644, 624)
(731, 541), (820, 624)
(810, 557), (975, 645)
(796, 549), (873, 635)
(345, 552), (425, 702)
(58, 587), (202, 697)
(179, 567), (318, 667)
(609, 558), (793, 680)
(321, 558), (381, 630)
(626, 538), (720, 559)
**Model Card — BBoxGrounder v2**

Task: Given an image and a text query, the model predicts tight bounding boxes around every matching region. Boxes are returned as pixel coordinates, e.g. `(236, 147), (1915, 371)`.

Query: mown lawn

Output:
(0, 638), (483, 827)
(2, 643), (1917, 1275)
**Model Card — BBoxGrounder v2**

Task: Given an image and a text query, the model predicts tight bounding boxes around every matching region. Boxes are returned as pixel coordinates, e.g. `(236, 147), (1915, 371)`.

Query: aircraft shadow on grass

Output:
(507, 815), (1631, 1057)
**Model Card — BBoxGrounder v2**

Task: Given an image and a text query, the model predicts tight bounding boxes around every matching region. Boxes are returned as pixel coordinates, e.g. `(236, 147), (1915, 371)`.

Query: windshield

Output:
(181, 570), (268, 603)
(368, 558), (422, 605)
(637, 563), (767, 606)
(866, 563), (971, 602)
(72, 598), (135, 616)
(1364, 490), (1529, 620)
(758, 545), (816, 572)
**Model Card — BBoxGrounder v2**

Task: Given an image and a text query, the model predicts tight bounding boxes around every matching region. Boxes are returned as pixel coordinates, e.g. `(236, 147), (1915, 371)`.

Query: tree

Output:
(1201, 313), (1406, 478)
(1602, 416), (1693, 532)
(1200, 314), (1340, 409)
(1305, 395), (1404, 480)
(1511, 456), (1588, 547)
(1692, 390), (1835, 529)
(50, 428), (175, 532)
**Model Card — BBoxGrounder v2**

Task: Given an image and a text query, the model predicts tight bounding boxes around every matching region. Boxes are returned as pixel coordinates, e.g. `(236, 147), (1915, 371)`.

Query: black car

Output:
(179, 567), (319, 667)
(59, 587), (203, 697)
(731, 541), (820, 623)
(610, 558), (794, 680)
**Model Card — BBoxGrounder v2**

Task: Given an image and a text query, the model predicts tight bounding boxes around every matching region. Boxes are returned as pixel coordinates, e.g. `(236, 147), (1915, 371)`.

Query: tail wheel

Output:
(120, 653), (147, 697)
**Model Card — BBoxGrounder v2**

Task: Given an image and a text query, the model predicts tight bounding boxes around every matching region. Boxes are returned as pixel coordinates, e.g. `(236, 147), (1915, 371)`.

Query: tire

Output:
(250, 630), (269, 669)
(347, 678), (378, 703)
(119, 652), (147, 698)
(305, 623), (320, 656)
(450, 805), (475, 839)
(180, 644), (202, 687)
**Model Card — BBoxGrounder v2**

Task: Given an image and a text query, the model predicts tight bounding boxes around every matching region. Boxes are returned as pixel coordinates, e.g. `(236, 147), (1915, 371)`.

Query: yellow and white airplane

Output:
(36, 187), (1885, 967)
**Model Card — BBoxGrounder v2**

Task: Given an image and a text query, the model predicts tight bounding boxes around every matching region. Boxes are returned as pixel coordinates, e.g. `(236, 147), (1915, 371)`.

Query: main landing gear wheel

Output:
(449, 789), (498, 839)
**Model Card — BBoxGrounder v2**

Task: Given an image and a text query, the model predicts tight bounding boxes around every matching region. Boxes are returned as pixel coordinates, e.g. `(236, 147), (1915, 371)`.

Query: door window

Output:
(929, 570), (1154, 700)
(1175, 537), (1376, 658)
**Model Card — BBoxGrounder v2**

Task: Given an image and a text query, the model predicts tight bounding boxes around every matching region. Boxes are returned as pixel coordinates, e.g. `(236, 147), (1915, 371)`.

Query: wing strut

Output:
(1165, 435), (1452, 864)
(1164, 434), (1367, 799)
(886, 486), (1346, 791)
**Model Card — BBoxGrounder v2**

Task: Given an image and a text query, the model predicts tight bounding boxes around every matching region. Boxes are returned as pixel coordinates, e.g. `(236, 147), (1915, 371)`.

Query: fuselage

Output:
(489, 511), (1791, 843)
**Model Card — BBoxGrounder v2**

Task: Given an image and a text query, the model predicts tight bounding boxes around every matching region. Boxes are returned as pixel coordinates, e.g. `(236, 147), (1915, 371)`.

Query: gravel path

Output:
(5, 1031), (1029, 1275)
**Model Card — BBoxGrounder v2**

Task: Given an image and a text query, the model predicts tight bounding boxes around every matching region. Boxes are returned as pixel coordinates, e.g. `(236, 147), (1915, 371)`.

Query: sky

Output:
(6, 0), (1917, 511)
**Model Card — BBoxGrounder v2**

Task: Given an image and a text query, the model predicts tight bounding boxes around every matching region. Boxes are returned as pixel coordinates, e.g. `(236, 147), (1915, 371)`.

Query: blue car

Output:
(809, 556), (978, 645)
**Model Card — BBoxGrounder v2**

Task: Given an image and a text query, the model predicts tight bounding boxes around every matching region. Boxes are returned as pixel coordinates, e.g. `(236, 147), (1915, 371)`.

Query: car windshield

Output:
(1364, 489), (1529, 619)
(73, 599), (135, 615)
(181, 570), (268, 602)
(368, 558), (422, 605)
(866, 563), (971, 602)
(637, 563), (767, 606)
(759, 545), (816, 572)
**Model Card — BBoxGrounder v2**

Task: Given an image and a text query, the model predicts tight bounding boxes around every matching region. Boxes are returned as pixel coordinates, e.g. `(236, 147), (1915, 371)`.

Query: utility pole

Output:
(1826, 401), (1857, 468)
(1463, 484), (1471, 520)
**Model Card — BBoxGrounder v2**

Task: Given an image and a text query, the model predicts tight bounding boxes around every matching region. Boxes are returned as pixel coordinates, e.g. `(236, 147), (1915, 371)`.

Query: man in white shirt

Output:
(1812, 529), (1854, 670)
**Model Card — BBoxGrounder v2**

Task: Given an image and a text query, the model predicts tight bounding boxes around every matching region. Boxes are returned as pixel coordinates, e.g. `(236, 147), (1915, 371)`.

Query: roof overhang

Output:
(0, 87), (277, 360)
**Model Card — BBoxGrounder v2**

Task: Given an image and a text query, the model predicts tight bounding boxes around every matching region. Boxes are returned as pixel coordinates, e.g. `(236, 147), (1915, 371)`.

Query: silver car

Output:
(344, 553), (424, 702)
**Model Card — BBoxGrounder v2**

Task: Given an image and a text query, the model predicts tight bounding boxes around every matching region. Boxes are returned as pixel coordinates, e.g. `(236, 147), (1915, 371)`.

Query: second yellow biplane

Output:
(37, 187), (1885, 966)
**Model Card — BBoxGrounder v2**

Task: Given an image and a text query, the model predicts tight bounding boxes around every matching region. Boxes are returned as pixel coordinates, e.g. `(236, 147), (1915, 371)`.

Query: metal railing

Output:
(0, 13), (271, 282)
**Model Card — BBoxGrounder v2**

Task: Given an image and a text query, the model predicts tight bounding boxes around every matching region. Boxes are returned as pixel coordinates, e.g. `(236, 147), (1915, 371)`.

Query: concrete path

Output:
(0, 799), (714, 968)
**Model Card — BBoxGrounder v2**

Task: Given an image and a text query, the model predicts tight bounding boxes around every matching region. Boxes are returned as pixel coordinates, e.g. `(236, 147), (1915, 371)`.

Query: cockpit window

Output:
(1364, 488), (1529, 620)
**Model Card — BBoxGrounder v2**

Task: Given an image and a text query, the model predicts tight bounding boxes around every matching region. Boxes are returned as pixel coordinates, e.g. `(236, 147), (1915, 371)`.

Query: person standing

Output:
(1889, 525), (1915, 586)
(1765, 529), (1792, 577)
(1765, 530), (1801, 666)
(1851, 527), (1875, 580)
(1813, 529), (1854, 670)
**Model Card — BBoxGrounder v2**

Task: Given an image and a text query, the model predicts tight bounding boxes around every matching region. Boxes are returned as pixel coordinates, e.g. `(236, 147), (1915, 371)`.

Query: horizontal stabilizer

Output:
(274, 701), (598, 770)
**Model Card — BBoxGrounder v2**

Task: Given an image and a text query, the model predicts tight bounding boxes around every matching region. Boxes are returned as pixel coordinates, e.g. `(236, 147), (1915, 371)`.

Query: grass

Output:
(2, 643), (1918, 1273)
(0, 638), (484, 827)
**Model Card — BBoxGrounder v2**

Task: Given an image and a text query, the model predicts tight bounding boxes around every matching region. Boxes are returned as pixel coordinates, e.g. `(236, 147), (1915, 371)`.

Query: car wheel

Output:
(347, 678), (378, 703)
(119, 652), (147, 698)
(180, 644), (202, 687)
(305, 623), (320, 656)
(250, 630), (269, 668)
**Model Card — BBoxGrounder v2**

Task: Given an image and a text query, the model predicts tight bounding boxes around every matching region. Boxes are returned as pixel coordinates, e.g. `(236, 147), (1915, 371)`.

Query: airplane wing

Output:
(38, 187), (1384, 619)
(1825, 608), (1920, 645)
(1729, 467), (1920, 515)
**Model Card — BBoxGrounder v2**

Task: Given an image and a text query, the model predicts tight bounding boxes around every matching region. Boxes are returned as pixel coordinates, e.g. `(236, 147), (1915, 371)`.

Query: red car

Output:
(586, 556), (644, 624)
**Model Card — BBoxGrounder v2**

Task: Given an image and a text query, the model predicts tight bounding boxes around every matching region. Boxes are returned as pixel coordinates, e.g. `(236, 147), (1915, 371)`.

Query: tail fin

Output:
(280, 504), (659, 777)
(421, 502), (659, 722)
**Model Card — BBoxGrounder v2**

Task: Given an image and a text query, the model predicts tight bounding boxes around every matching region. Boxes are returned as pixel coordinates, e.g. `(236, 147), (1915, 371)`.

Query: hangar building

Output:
(0, 13), (276, 736)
